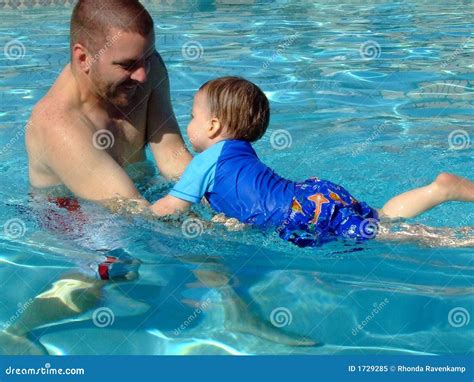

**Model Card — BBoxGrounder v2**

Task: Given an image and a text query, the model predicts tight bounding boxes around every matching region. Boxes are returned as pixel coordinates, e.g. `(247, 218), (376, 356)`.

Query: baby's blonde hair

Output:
(199, 77), (270, 143)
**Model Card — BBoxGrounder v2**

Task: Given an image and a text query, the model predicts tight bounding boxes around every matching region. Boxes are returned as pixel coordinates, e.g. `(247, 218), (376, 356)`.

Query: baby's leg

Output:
(380, 172), (474, 219)
(377, 223), (474, 248)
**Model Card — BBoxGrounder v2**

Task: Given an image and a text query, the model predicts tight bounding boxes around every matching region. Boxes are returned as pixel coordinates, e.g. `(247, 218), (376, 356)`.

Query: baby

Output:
(152, 77), (474, 247)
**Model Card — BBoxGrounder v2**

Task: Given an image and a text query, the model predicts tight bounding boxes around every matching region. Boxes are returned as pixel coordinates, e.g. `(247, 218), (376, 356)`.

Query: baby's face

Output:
(187, 90), (212, 152)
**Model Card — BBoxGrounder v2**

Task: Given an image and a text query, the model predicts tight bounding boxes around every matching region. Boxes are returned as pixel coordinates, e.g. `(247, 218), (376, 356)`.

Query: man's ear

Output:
(208, 117), (223, 139)
(72, 43), (91, 74)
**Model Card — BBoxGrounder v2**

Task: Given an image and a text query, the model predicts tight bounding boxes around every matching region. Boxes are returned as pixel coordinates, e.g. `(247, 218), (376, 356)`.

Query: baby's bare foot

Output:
(434, 172), (474, 201)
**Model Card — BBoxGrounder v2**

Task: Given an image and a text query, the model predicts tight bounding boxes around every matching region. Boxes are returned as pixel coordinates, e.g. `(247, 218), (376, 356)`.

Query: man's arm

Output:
(146, 52), (192, 180)
(42, 116), (148, 209)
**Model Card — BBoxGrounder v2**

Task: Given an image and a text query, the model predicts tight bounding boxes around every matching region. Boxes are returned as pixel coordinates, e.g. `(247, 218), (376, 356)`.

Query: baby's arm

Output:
(150, 148), (214, 217)
(151, 195), (192, 216)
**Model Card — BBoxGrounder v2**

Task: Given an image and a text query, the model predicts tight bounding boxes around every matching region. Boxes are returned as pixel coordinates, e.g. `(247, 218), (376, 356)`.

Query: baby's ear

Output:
(208, 117), (223, 138)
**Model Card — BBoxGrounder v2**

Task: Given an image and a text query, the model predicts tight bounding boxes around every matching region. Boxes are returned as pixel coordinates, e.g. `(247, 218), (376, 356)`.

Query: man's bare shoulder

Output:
(28, 101), (83, 153)
(28, 68), (90, 145)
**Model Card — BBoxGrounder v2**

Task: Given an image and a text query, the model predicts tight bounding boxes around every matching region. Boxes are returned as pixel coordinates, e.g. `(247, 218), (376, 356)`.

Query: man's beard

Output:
(105, 82), (138, 107)
(92, 75), (137, 108)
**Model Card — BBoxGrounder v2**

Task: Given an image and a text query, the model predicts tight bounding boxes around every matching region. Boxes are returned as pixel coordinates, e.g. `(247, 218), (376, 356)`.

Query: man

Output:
(26, 0), (191, 207)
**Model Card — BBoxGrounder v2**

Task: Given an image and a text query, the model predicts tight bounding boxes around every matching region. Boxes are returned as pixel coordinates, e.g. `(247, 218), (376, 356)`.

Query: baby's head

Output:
(187, 76), (270, 152)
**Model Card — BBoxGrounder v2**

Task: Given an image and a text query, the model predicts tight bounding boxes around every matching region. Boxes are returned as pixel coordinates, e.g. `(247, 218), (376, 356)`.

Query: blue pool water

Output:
(0, 1), (473, 355)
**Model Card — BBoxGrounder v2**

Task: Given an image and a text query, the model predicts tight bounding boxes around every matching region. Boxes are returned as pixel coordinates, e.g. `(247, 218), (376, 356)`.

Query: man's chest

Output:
(104, 105), (149, 166)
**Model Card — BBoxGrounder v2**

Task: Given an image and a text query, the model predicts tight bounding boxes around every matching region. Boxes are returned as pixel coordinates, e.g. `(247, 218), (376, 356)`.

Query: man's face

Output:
(88, 28), (155, 107)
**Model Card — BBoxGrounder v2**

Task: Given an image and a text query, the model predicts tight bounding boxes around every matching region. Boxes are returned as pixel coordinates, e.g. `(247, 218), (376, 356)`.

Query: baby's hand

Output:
(211, 213), (246, 231)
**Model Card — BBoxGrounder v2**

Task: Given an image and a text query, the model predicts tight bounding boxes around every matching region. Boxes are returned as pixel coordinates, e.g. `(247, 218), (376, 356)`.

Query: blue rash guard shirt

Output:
(170, 139), (295, 228)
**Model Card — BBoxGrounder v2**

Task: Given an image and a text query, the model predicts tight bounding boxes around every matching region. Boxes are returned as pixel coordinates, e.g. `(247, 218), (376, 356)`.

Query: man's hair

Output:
(70, 0), (154, 53)
(199, 77), (270, 143)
